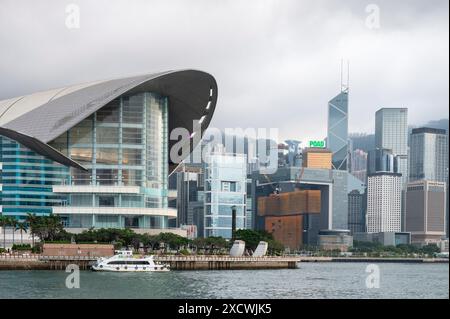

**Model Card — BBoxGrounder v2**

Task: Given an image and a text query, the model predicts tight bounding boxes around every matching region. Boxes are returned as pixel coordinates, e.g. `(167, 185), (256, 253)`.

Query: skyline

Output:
(0, 0), (448, 143)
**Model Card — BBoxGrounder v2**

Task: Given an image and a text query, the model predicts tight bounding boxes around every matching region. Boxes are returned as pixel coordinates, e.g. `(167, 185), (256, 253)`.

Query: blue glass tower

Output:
(327, 90), (349, 171)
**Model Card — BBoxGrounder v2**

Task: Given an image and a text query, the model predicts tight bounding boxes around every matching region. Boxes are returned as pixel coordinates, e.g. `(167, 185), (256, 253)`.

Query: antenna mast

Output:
(340, 59), (350, 93)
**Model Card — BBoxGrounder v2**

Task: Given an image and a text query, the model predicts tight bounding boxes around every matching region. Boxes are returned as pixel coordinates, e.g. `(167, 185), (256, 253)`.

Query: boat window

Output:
(107, 260), (150, 265)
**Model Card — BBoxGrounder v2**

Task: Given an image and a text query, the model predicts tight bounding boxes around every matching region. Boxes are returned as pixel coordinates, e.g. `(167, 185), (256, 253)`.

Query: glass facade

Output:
(409, 128), (448, 183)
(203, 152), (247, 239)
(327, 91), (349, 170)
(375, 108), (408, 187)
(48, 92), (169, 229)
(367, 148), (398, 175)
(0, 136), (69, 219)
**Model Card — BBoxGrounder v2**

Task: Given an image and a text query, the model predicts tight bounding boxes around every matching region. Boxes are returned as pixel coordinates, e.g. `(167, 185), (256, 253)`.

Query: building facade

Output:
(375, 108), (408, 187)
(203, 149), (247, 238)
(252, 166), (348, 246)
(0, 136), (69, 220)
(327, 91), (349, 171)
(0, 70), (218, 234)
(350, 148), (367, 183)
(409, 127), (448, 183)
(367, 148), (398, 175)
(367, 172), (402, 233)
(348, 189), (365, 234)
(176, 164), (205, 232)
(405, 180), (446, 245)
(302, 148), (333, 170)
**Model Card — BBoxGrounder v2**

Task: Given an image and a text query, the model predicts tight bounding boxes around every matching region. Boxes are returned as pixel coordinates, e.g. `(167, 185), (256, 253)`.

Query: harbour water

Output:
(0, 262), (448, 299)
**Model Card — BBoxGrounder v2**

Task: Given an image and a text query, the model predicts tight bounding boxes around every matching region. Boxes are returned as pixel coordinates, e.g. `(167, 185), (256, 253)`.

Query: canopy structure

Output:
(0, 70), (218, 171)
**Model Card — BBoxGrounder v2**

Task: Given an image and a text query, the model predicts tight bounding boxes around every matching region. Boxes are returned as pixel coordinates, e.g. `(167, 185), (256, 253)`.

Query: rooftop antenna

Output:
(340, 59), (350, 93)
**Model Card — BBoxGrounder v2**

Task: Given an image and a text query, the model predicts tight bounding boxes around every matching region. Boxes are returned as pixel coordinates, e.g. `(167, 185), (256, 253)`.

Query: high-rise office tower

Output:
(367, 172), (402, 233)
(203, 145), (247, 238)
(348, 189), (365, 234)
(327, 90), (349, 171)
(406, 180), (446, 245)
(350, 149), (368, 183)
(409, 127), (448, 183)
(176, 164), (204, 228)
(367, 148), (398, 175)
(375, 108), (408, 231)
(375, 108), (409, 187)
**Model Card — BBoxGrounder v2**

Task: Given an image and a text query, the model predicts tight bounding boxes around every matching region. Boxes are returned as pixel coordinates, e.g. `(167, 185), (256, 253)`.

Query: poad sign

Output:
(309, 140), (326, 148)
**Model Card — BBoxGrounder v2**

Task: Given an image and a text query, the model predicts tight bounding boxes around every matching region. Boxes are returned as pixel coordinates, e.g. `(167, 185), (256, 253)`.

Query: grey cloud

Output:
(0, 0), (448, 143)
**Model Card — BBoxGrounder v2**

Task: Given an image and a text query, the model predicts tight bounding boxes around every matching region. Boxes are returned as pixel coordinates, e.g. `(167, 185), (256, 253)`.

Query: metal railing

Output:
(38, 255), (99, 261)
(0, 253), (40, 261)
(154, 255), (301, 262)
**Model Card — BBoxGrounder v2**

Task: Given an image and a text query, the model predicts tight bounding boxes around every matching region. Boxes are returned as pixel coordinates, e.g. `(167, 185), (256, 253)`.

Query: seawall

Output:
(0, 255), (448, 271)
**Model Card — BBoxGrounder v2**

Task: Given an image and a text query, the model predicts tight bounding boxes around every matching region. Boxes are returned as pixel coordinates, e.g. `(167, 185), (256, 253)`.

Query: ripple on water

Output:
(0, 263), (448, 299)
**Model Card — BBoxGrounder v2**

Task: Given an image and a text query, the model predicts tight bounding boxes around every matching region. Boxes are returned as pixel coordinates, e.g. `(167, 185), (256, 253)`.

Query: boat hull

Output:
(91, 266), (169, 272)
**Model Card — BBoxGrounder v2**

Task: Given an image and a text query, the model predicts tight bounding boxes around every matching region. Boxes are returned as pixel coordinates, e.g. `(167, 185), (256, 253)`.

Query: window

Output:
(123, 128), (143, 144)
(221, 181), (237, 192)
(96, 127), (119, 144)
(96, 169), (119, 185)
(98, 196), (115, 207)
(70, 148), (93, 164)
(97, 101), (120, 123)
(122, 149), (142, 166)
(96, 148), (119, 164)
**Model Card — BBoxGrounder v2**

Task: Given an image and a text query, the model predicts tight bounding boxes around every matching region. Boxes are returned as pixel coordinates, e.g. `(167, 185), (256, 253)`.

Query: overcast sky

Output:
(0, 0), (448, 143)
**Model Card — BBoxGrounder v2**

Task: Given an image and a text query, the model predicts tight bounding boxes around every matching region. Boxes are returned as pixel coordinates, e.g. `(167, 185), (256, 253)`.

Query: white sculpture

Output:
(252, 241), (268, 257)
(229, 240), (245, 257)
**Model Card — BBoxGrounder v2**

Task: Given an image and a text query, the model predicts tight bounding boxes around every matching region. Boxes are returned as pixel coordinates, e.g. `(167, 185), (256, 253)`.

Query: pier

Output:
(153, 256), (300, 270)
(0, 254), (447, 270)
(0, 254), (300, 270)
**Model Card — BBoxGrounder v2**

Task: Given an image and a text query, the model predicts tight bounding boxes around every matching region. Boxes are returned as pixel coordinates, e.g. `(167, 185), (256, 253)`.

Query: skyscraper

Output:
(367, 172), (402, 233)
(367, 148), (398, 175)
(375, 108), (408, 187)
(203, 146), (247, 239)
(176, 164), (204, 228)
(406, 180), (446, 245)
(327, 90), (349, 171)
(350, 149), (368, 183)
(348, 189), (365, 234)
(409, 127), (448, 183)
(375, 108), (408, 231)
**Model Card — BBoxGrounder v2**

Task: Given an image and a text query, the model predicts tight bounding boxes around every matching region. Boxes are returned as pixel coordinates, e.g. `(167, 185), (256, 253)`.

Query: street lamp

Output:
(231, 205), (237, 240)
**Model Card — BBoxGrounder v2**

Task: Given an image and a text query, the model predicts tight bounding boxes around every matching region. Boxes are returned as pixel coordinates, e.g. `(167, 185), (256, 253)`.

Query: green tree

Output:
(157, 233), (190, 252)
(7, 217), (18, 246)
(16, 222), (28, 245)
(0, 215), (7, 249)
(27, 214), (65, 242)
(25, 213), (38, 247)
(234, 229), (284, 254)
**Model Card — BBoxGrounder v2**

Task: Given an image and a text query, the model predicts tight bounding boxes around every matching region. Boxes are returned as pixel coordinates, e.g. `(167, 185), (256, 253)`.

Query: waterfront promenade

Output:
(0, 253), (448, 270)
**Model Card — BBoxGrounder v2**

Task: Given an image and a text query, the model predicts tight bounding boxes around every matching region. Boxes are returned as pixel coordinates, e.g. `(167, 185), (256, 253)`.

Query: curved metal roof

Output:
(0, 70), (218, 172)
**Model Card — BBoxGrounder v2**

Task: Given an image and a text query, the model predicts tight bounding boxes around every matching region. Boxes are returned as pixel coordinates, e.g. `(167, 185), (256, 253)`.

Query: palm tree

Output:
(16, 222), (28, 245)
(7, 217), (18, 246)
(25, 213), (37, 247)
(0, 215), (7, 249)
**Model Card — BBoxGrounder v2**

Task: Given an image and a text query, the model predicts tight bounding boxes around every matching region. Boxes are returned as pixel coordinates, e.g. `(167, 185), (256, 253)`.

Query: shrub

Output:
(179, 249), (191, 255)
(12, 244), (32, 251)
(31, 243), (42, 254)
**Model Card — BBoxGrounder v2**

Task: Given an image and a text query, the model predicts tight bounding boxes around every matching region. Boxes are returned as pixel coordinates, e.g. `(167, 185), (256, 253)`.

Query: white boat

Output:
(91, 250), (170, 272)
